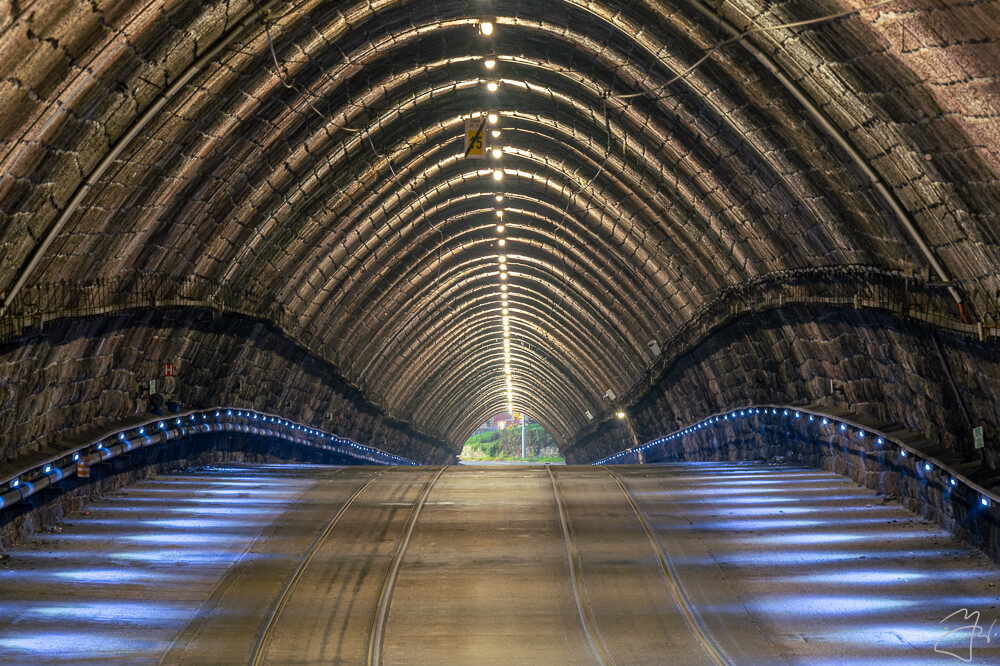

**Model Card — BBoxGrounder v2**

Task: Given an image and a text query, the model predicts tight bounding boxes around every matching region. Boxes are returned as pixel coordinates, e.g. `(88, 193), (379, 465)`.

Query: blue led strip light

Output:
(1, 408), (418, 512)
(592, 404), (998, 510)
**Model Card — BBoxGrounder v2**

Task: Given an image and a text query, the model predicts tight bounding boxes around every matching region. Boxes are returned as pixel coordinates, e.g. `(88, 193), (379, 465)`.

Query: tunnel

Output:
(2, 0), (1000, 663)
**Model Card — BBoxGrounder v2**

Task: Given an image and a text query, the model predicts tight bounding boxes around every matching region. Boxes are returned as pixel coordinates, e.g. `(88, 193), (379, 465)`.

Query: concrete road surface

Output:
(1, 462), (998, 664)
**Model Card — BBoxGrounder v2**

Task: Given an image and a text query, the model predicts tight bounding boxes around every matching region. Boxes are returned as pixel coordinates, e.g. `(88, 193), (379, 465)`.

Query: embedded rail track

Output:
(366, 465), (448, 666)
(248, 466), (448, 666)
(604, 467), (727, 665)
(546, 465), (612, 665)
(249, 468), (387, 665)
(547, 465), (728, 666)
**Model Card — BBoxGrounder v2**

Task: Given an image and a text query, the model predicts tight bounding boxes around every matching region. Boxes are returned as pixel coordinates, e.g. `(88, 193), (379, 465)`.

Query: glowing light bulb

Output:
(493, 169), (503, 180)
(500, 272), (507, 280)
(480, 21), (494, 35)
(497, 224), (505, 233)
(488, 113), (499, 124)
(498, 238), (506, 246)
(491, 130), (501, 138)
(492, 148), (502, 158)
(484, 59), (496, 69)
(487, 81), (499, 92)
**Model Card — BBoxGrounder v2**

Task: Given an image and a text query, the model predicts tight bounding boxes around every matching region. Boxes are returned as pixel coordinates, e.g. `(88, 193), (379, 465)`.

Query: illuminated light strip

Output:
(0, 408), (420, 512)
(591, 404), (998, 509)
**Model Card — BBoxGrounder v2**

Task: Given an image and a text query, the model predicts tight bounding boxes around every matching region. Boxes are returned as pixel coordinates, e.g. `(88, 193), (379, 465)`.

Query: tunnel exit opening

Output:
(460, 413), (564, 463)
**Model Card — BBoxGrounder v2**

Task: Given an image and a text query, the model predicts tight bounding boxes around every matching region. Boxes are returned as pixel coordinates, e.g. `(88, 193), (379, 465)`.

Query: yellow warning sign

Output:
(464, 117), (486, 158)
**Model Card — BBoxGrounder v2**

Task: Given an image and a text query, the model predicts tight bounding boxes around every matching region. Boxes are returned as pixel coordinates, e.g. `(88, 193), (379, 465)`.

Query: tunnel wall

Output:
(567, 305), (1000, 557)
(0, 308), (454, 467)
(568, 305), (1000, 468)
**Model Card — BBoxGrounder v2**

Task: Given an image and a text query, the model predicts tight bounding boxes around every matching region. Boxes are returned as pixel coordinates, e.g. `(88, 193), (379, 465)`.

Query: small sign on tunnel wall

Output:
(974, 426), (985, 449)
(464, 118), (485, 158)
(164, 362), (174, 377)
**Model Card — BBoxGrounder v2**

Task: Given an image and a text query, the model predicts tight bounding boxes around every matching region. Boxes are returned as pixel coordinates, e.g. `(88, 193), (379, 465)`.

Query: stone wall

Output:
(567, 305), (1000, 558)
(568, 306), (1000, 469)
(0, 309), (455, 467)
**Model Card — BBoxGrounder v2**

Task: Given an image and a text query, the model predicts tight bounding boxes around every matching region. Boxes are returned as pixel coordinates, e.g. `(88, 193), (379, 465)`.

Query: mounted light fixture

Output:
(487, 81), (499, 92)
(488, 113), (499, 124)
(484, 58), (496, 69)
(492, 148), (502, 159)
(493, 169), (503, 180)
(495, 194), (504, 202)
(479, 21), (494, 35)
(491, 130), (501, 138)
(497, 225), (505, 233)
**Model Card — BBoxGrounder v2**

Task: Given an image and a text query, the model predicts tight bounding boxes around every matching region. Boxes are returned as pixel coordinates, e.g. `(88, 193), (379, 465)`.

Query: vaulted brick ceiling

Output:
(1, 0), (998, 451)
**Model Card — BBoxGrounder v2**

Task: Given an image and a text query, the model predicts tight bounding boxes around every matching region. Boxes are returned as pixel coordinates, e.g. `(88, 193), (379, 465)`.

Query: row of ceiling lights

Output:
(479, 20), (516, 417)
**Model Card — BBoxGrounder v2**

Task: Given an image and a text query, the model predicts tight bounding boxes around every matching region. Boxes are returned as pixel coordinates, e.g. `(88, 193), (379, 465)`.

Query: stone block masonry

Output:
(0, 308), (454, 469)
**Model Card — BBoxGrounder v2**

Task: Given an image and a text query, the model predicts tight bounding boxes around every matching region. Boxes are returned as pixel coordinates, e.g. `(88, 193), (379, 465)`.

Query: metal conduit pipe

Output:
(685, 0), (963, 309)
(0, 1), (281, 318)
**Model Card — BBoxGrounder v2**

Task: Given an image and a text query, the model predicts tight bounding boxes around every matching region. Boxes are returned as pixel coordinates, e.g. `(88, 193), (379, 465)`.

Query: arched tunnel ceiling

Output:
(1, 0), (999, 453)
